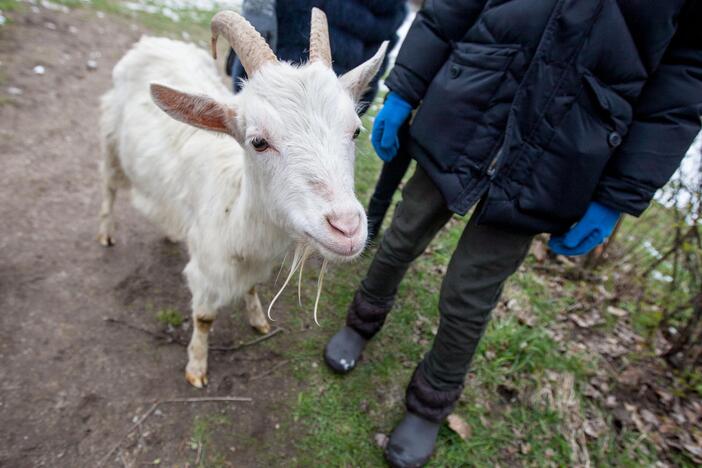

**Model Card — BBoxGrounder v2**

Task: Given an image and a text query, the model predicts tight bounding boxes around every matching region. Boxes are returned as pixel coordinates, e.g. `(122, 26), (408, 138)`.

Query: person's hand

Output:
(371, 92), (413, 162)
(548, 201), (620, 256)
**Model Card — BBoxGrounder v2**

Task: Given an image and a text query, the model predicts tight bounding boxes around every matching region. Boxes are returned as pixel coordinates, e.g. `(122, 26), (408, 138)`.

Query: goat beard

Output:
(267, 244), (328, 326)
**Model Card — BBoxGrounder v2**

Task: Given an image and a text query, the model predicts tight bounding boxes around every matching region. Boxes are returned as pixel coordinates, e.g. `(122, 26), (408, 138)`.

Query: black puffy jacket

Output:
(229, 0), (407, 106)
(387, 0), (702, 234)
(276, 0), (406, 77)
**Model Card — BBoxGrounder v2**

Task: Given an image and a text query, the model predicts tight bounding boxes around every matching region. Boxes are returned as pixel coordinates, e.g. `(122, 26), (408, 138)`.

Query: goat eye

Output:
(251, 138), (269, 152)
(352, 128), (361, 139)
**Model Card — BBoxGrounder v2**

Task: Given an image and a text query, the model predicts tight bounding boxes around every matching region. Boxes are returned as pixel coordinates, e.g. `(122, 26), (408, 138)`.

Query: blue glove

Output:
(548, 201), (620, 256)
(371, 92), (413, 162)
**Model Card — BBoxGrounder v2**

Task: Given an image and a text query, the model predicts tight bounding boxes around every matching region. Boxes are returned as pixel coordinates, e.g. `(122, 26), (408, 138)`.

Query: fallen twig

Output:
(249, 359), (289, 381)
(195, 440), (203, 465)
(161, 396), (252, 403)
(104, 317), (187, 346)
(104, 317), (285, 351)
(98, 402), (160, 467)
(98, 396), (252, 467)
(118, 449), (130, 468)
(210, 327), (285, 352)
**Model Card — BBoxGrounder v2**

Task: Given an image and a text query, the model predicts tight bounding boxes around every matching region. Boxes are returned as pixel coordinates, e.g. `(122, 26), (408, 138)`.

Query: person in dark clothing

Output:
(366, 123), (413, 240)
(324, 1), (702, 466)
(226, 0), (407, 114)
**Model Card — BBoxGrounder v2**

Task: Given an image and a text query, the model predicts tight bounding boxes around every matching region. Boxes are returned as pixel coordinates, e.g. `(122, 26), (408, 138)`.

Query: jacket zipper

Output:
(485, 0), (569, 181)
(486, 144), (504, 178)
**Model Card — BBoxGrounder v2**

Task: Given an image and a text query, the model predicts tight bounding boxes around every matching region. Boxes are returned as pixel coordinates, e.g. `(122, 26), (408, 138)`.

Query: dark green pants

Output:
(360, 167), (533, 391)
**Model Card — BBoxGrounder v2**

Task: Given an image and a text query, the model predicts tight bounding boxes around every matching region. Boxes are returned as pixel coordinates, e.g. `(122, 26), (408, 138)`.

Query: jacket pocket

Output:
(581, 72), (633, 134)
(515, 73), (634, 223)
(409, 43), (521, 172)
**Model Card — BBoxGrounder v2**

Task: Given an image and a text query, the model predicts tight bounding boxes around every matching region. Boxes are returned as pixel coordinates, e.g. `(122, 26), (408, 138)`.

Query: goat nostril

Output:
(326, 213), (361, 238)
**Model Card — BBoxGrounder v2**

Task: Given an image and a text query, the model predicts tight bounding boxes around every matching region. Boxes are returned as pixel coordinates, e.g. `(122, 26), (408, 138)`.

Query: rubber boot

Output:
(385, 366), (463, 467)
(385, 413), (440, 468)
(324, 290), (393, 374)
(324, 326), (367, 374)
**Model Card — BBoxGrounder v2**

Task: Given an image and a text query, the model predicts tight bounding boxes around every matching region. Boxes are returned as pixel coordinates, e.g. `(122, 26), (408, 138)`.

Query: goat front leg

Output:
(185, 305), (217, 388)
(97, 167), (118, 247)
(96, 138), (125, 247)
(245, 286), (270, 334)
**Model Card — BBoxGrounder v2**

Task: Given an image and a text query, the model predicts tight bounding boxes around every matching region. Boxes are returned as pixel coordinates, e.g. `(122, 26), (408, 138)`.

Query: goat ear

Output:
(150, 83), (237, 135)
(339, 41), (389, 102)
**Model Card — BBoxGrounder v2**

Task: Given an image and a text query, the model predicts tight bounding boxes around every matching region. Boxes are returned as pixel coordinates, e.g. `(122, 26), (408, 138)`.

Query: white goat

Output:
(98, 9), (387, 387)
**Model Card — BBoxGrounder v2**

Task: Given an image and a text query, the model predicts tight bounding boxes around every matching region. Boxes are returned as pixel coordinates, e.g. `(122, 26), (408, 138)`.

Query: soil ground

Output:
(0, 6), (301, 467)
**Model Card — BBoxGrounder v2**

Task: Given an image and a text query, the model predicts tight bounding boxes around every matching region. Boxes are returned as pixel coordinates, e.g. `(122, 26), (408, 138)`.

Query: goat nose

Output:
(326, 212), (361, 238)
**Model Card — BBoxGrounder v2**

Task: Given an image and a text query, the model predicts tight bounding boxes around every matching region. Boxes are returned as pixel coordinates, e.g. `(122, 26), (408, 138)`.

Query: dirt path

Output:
(0, 6), (301, 467)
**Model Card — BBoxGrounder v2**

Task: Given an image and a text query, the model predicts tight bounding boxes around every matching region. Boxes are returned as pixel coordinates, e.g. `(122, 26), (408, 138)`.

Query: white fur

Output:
(98, 36), (386, 387)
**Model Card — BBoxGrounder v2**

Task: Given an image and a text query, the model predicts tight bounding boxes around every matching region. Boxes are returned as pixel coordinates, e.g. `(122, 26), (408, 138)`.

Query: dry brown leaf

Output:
(531, 240), (548, 263)
(596, 284), (615, 300)
(607, 305), (628, 317)
(583, 384), (602, 400)
(682, 443), (702, 463)
(569, 311), (603, 328)
(640, 409), (659, 426)
(447, 414), (471, 441)
(583, 420), (600, 438)
(618, 367), (644, 387)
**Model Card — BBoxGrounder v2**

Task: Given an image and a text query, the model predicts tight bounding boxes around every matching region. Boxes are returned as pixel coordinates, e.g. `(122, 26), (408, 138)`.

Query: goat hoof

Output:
(163, 235), (178, 244)
(97, 233), (115, 247)
(185, 370), (208, 388)
(252, 322), (271, 335)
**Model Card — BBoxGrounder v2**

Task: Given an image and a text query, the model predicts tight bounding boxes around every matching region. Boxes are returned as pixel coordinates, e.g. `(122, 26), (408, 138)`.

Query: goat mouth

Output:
(303, 232), (361, 259)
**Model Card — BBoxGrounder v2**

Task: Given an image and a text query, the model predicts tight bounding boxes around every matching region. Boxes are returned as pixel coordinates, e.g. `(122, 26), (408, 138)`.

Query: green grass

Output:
(155, 307), (184, 327)
(189, 414), (230, 467)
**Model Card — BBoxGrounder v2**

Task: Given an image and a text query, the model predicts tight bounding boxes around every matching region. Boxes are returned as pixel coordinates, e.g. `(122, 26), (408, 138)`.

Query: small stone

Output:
(45, 21), (56, 30)
(33, 65), (45, 75)
(68, 25), (78, 34)
(96, 11), (105, 19)
(374, 433), (389, 448)
(7, 86), (22, 96)
(154, 409), (163, 416)
(86, 60), (98, 71)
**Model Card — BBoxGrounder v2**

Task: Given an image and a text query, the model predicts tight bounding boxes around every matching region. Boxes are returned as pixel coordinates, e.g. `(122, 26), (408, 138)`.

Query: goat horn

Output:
(210, 10), (277, 76)
(309, 7), (332, 67)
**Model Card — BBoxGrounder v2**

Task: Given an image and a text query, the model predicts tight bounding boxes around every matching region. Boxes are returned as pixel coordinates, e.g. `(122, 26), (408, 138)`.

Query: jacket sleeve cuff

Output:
(593, 176), (656, 217)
